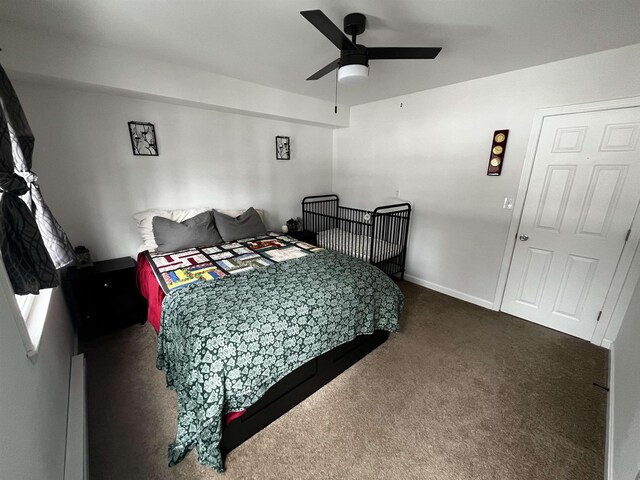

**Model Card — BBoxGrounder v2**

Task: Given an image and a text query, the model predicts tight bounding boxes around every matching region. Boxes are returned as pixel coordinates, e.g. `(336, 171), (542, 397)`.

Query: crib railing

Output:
(301, 194), (411, 279)
(371, 203), (411, 278)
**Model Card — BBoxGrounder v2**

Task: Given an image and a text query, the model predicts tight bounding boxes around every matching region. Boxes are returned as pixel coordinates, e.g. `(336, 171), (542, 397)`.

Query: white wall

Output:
(610, 276), (640, 479)
(333, 43), (640, 309)
(13, 80), (334, 261)
(0, 288), (75, 480)
(0, 22), (349, 128)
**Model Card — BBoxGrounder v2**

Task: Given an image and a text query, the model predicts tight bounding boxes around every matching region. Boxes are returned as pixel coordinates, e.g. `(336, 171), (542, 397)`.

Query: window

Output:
(15, 291), (52, 348)
(0, 257), (52, 362)
(0, 67), (73, 362)
(15, 293), (36, 318)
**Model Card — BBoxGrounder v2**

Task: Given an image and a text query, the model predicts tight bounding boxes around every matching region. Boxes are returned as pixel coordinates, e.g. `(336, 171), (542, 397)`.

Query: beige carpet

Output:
(82, 281), (608, 480)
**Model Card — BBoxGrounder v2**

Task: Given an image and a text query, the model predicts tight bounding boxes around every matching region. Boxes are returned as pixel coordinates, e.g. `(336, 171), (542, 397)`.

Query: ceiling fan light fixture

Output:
(338, 64), (369, 84)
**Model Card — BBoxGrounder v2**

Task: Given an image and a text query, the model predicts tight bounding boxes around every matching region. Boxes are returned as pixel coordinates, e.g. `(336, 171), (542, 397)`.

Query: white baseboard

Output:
(404, 274), (496, 310)
(64, 353), (87, 480)
(605, 344), (615, 480)
(601, 338), (613, 350)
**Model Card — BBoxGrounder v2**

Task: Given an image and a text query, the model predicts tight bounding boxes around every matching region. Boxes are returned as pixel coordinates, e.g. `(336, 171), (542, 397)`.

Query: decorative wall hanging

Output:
(276, 136), (290, 160)
(128, 121), (158, 156)
(487, 129), (509, 176)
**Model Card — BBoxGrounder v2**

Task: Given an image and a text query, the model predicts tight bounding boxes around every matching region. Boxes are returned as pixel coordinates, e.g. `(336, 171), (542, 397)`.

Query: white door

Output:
(502, 107), (640, 340)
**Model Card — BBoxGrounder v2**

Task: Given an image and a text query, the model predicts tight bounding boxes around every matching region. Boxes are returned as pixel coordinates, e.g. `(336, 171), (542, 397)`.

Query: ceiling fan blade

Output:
(307, 58), (341, 80)
(367, 47), (442, 60)
(300, 10), (356, 51)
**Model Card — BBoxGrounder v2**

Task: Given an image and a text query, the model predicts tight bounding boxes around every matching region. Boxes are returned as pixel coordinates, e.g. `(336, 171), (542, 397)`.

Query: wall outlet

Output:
(394, 189), (400, 198)
(503, 197), (514, 210)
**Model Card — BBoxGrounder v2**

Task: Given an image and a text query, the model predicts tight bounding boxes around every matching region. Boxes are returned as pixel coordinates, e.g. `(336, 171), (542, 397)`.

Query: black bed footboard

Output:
(219, 330), (389, 456)
(302, 194), (411, 279)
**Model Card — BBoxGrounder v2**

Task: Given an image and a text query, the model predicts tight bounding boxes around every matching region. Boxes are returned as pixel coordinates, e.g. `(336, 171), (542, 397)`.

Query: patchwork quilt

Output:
(146, 232), (321, 294)
(157, 249), (404, 472)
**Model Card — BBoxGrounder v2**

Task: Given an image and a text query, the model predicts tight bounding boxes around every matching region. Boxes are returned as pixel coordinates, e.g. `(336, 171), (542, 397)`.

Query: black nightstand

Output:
(63, 256), (146, 340)
(288, 230), (317, 246)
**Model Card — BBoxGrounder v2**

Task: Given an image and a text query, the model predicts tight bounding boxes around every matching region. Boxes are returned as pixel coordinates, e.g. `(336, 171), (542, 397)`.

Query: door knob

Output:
(519, 234), (529, 241)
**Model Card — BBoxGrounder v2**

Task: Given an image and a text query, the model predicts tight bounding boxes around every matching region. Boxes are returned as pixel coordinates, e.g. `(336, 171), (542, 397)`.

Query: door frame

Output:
(493, 95), (640, 346)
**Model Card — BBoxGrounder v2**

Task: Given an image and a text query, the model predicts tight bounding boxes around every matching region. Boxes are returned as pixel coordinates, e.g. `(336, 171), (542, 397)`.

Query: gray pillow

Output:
(152, 211), (222, 253)
(212, 207), (267, 241)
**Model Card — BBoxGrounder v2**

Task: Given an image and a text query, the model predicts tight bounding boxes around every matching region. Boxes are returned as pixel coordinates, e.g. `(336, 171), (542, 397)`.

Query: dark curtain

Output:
(0, 63), (74, 295)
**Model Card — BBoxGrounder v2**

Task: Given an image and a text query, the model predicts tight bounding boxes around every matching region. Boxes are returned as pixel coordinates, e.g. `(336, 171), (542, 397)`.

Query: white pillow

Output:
(133, 207), (265, 252)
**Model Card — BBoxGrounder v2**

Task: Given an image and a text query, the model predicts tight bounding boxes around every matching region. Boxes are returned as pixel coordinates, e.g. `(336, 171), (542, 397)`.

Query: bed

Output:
(302, 194), (411, 279)
(134, 207), (404, 472)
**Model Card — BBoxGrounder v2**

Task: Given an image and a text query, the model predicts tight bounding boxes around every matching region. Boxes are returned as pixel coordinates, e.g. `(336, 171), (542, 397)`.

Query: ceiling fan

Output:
(301, 10), (442, 84)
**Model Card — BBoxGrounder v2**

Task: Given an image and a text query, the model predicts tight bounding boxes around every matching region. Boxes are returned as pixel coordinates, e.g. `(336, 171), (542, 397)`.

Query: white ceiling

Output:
(1, 0), (640, 106)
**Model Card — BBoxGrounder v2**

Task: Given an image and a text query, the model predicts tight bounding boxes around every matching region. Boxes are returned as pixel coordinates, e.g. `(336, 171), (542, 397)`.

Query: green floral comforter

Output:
(157, 250), (403, 472)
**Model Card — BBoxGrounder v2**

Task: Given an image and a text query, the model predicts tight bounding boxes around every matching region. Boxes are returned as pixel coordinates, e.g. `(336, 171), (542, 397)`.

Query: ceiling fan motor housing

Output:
(340, 47), (368, 67)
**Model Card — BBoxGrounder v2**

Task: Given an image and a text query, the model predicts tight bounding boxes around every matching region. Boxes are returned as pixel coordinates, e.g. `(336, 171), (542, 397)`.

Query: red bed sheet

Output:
(136, 253), (165, 333)
(135, 253), (245, 426)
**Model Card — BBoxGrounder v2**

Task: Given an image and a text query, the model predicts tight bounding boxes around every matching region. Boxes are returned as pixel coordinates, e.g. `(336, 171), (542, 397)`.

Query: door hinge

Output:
(625, 229), (631, 242)
(597, 311), (602, 321)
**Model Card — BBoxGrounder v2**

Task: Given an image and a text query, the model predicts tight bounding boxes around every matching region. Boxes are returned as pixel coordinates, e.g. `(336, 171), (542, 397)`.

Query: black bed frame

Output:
(219, 330), (389, 456)
(302, 194), (411, 279)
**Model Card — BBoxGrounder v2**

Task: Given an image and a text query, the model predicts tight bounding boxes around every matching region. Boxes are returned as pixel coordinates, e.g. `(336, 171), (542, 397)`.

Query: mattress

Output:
(317, 227), (403, 263)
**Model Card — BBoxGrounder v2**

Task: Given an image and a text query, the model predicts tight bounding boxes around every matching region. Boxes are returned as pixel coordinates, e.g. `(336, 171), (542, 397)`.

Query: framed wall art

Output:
(275, 136), (290, 160)
(487, 129), (509, 176)
(128, 121), (158, 156)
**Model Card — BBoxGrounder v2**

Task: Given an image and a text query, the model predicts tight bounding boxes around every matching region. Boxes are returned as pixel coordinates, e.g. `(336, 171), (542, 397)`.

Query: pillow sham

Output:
(212, 207), (267, 241)
(133, 206), (267, 252)
(133, 207), (210, 252)
(152, 211), (222, 253)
